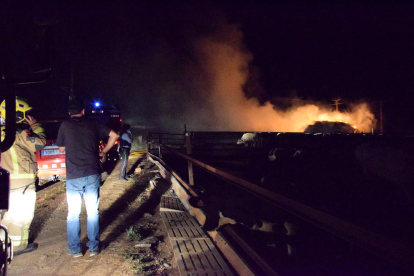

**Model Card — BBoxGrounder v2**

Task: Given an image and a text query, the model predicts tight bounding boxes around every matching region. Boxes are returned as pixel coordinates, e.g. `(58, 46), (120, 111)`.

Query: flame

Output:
(230, 101), (375, 133)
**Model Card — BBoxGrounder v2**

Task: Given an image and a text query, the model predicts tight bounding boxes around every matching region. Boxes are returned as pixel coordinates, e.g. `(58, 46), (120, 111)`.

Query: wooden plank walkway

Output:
(160, 190), (234, 276)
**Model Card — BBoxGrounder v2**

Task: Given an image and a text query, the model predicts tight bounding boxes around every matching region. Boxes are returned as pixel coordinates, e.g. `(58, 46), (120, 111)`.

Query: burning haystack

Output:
(304, 121), (356, 134)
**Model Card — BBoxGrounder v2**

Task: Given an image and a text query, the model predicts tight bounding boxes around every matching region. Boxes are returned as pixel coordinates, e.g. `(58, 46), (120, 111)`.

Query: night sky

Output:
(1, 1), (414, 133)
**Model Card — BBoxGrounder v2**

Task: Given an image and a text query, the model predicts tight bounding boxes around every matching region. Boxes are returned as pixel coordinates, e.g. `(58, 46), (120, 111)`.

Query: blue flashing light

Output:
(94, 102), (100, 107)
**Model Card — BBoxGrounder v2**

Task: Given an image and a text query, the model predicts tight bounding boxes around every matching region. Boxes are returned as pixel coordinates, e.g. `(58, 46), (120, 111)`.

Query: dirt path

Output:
(7, 152), (179, 276)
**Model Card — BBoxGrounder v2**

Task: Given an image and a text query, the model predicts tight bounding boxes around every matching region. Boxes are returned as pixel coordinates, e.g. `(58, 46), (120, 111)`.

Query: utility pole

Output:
(332, 98), (342, 112)
(380, 101), (384, 134)
(61, 67), (75, 100)
(69, 67), (75, 101)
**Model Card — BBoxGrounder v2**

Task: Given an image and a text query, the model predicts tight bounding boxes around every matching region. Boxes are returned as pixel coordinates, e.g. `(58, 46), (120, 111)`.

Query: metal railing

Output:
(148, 131), (414, 272)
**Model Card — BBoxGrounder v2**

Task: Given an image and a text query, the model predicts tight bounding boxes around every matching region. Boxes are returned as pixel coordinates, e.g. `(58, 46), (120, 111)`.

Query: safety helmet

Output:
(0, 97), (33, 123)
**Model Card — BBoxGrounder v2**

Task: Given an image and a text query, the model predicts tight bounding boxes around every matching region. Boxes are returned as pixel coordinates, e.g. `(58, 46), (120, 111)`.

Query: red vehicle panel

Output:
(36, 141), (66, 180)
(36, 120), (66, 181)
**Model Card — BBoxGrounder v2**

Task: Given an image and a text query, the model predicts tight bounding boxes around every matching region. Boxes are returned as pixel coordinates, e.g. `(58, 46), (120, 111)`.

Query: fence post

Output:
(186, 132), (194, 186)
(158, 145), (162, 159)
(146, 130), (151, 160)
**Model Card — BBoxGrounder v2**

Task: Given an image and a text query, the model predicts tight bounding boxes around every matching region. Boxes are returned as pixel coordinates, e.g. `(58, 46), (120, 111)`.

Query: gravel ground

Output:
(7, 152), (180, 276)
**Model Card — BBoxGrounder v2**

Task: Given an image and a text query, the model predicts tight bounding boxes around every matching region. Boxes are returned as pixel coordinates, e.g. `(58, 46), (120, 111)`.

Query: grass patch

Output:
(126, 224), (154, 242)
(126, 225), (143, 241)
(132, 263), (156, 275)
(35, 203), (47, 210)
(123, 249), (157, 275)
(122, 249), (139, 261)
(122, 223), (160, 275)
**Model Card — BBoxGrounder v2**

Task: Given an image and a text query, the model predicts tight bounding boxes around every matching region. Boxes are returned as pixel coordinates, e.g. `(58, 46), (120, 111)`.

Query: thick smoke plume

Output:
(177, 15), (375, 133)
(84, 4), (375, 133)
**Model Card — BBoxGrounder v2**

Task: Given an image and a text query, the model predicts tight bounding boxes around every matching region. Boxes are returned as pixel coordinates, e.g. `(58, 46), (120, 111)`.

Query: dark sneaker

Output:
(89, 249), (100, 257)
(67, 248), (83, 258)
(14, 243), (38, 256)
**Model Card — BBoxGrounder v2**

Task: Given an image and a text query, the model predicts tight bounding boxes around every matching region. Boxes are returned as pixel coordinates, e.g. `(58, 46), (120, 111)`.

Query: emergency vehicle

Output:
(85, 101), (122, 132)
(35, 120), (66, 182)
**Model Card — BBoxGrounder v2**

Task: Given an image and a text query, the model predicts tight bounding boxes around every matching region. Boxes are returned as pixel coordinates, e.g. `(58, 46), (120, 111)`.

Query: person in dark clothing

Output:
(56, 99), (119, 258)
(118, 124), (132, 181)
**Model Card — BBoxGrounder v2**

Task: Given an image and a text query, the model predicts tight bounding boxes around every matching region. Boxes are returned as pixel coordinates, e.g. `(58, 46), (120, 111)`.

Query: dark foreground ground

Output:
(7, 151), (180, 276)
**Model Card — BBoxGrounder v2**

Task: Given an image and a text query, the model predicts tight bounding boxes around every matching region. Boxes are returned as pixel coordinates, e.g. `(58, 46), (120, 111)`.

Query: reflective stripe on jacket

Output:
(1, 122), (46, 183)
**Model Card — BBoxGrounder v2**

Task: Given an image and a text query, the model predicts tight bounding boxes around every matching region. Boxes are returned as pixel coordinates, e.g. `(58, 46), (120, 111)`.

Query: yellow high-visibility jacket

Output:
(1, 122), (46, 188)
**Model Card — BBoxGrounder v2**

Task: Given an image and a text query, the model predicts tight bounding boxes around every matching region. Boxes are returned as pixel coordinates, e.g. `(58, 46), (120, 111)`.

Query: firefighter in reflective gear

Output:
(0, 97), (46, 255)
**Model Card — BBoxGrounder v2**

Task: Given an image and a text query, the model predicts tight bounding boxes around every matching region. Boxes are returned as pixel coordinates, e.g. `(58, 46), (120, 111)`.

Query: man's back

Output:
(57, 98), (120, 258)
(57, 117), (111, 180)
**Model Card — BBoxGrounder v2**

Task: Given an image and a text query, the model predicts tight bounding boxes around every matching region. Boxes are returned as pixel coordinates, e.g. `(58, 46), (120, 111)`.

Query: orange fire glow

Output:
(187, 28), (375, 132)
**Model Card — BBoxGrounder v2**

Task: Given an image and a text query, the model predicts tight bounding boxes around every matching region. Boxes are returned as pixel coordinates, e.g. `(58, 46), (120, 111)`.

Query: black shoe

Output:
(67, 248), (83, 258)
(89, 243), (106, 257)
(89, 249), (100, 257)
(14, 243), (38, 256)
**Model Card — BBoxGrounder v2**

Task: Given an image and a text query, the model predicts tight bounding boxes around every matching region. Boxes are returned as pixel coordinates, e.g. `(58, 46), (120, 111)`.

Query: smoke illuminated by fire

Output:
(109, 5), (376, 133)
(182, 18), (375, 133)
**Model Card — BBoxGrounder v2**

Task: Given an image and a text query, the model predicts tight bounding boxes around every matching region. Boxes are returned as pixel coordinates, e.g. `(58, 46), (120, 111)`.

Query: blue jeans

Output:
(66, 174), (100, 253)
